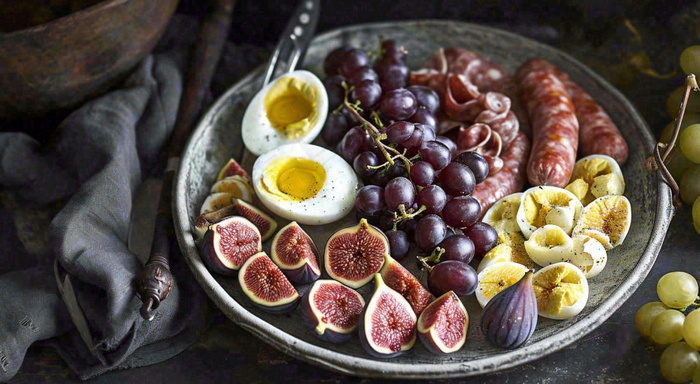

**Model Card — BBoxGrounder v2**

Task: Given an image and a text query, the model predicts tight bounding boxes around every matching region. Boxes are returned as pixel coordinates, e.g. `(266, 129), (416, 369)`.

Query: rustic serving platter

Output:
(173, 20), (674, 378)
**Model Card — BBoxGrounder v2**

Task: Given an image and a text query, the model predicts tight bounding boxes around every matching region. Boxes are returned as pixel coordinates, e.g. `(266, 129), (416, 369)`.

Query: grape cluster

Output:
(667, 46), (700, 235)
(321, 41), (498, 298)
(634, 271), (700, 383)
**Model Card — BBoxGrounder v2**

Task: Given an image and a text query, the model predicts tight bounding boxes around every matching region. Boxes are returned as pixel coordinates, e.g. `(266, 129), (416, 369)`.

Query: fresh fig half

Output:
(380, 254), (433, 315)
(271, 221), (321, 284)
(193, 204), (238, 239)
(301, 280), (365, 343)
(200, 216), (262, 274)
(359, 274), (417, 358)
(233, 199), (277, 241)
(417, 291), (469, 354)
(238, 252), (299, 314)
(217, 158), (250, 181)
(325, 218), (389, 288)
(481, 271), (537, 349)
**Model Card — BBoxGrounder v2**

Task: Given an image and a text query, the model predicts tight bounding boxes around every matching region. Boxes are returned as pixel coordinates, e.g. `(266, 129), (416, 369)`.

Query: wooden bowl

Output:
(0, 0), (178, 119)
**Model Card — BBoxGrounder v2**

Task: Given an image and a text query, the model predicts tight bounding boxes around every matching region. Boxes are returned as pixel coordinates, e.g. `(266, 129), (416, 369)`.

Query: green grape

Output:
(668, 150), (693, 182)
(666, 87), (700, 117)
(660, 342), (700, 383)
(658, 271), (699, 309)
(660, 114), (700, 143)
(681, 166), (700, 206)
(684, 310), (700, 350)
(694, 364), (700, 384)
(636, 301), (669, 336)
(694, 196), (700, 236)
(680, 46), (700, 75)
(650, 309), (686, 345)
(680, 124), (700, 164)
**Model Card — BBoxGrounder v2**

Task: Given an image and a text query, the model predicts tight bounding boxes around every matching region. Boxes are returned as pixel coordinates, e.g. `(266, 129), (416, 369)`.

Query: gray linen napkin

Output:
(0, 52), (207, 381)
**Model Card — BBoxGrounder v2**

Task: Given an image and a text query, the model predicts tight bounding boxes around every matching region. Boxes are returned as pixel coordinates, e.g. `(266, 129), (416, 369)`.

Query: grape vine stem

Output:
(645, 74), (699, 211)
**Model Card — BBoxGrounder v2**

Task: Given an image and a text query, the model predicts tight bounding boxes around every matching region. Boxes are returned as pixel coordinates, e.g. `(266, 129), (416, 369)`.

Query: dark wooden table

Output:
(8, 0), (700, 382)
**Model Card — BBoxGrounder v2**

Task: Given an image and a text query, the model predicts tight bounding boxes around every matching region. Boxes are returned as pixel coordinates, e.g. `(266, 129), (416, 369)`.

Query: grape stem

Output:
(391, 204), (426, 231)
(341, 82), (414, 173)
(418, 256), (433, 272)
(645, 74), (699, 211)
(417, 247), (445, 265)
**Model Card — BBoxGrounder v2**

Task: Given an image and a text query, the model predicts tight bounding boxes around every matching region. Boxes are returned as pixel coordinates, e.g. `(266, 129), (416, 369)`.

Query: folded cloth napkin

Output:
(0, 51), (208, 381)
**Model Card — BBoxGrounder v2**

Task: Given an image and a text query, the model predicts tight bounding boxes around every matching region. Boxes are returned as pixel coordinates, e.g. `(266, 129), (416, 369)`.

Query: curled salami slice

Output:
(516, 64), (579, 187)
(472, 131), (531, 215)
(520, 58), (628, 164)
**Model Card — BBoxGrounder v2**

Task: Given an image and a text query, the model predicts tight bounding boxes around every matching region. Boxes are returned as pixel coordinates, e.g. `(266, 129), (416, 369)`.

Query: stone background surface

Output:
(6, 0), (700, 382)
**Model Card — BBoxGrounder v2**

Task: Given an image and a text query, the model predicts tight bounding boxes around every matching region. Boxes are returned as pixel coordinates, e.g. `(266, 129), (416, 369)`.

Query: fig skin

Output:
(418, 291), (469, 354)
(481, 271), (537, 349)
(359, 274), (417, 358)
(238, 252), (300, 314)
(194, 204), (238, 239)
(380, 254), (434, 315)
(301, 280), (365, 343)
(324, 219), (389, 289)
(200, 216), (262, 275)
(271, 222), (321, 284)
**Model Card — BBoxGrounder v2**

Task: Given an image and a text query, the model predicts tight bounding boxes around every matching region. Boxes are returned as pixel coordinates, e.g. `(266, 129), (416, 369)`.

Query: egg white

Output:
(242, 70), (328, 156)
(252, 143), (358, 225)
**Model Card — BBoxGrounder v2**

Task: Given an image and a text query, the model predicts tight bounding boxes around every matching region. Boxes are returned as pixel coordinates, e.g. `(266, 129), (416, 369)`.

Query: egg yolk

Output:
(260, 157), (326, 201)
(264, 76), (318, 138)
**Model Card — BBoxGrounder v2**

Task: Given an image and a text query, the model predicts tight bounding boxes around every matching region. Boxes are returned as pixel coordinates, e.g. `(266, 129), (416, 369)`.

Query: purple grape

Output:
(401, 218), (418, 239)
(343, 106), (360, 126)
(348, 66), (379, 85)
(386, 121), (414, 144)
(384, 177), (416, 211)
(380, 40), (406, 62)
(435, 136), (458, 157)
(321, 111), (350, 146)
(324, 46), (353, 75)
(409, 161), (435, 186)
(377, 63), (410, 91)
(415, 214), (447, 251)
(453, 151), (490, 184)
(417, 123), (436, 142)
(351, 80), (382, 109)
(340, 48), (369, 77)
(428, 261), (477, 297)
(416, 185), (447, 214)
(438, 162), (475, 196)
(337, 127), (368, 163)
(464, 222), (498, 259)
(438, 235), (475, 264)
(385, 163), (406, 179)
(355, 185), (386, 217)
(323, 75), (346, 110)
(406, 85), (440, 114)
(408, 107), (438, 129)
(379, 89), (417, 121)
(385, 229), (410, 260)
(401, 124), (424, 148)
(419, 140), (451, 170)
(353, 151), (379, 177)
(442, 196), (481, 228)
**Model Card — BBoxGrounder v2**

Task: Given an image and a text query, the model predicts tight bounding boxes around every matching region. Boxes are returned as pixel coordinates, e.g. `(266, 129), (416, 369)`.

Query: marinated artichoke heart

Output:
(476, 261), (529, 308)
(477, 232), (534, 273)
(570, 235), (607, 278)
(516, 186), (583, 238)
(566, 155), (625, 205)
(532, 262), (589, 320)
(524, 225), (575, 267)
(482, 193), (523, 234)
(573, 195), (632, 250)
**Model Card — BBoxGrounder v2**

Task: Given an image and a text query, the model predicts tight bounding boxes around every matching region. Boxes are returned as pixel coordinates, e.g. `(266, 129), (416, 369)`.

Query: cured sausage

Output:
(520, 58), (628, 164)
(472, 131), (531, 214)
(516, 64), (579, 187)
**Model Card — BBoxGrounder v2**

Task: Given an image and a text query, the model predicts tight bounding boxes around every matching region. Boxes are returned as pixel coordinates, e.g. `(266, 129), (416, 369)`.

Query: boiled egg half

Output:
(252, 143), (357, 225)
(242, 70), (328, 156)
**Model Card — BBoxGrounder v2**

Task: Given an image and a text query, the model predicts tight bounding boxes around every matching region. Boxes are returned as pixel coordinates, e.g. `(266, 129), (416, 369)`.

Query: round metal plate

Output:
(173, 20), (673, 379)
